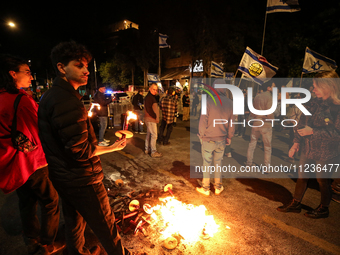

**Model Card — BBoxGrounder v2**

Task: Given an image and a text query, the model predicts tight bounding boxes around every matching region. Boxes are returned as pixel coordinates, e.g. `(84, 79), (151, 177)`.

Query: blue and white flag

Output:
(147, 73), (160, 82)
(266, 0), (300, 13)
(159, 33), (170, 48)
(302, 47), (337, 74)
(238, 47), (278, 85)
(210, 61), (224, 77)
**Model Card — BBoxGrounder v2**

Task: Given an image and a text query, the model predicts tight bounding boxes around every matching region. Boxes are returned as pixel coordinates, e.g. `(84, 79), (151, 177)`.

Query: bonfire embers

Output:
(108, 183), (219, 250)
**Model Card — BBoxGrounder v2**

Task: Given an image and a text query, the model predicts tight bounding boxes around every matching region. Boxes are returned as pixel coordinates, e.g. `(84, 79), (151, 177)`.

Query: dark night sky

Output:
(0, 1), (339, 80)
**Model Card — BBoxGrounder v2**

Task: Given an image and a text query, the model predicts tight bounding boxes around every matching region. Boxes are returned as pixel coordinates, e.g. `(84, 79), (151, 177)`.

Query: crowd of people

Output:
(194, 76), (340, 220)
(1, 40), (340, 255)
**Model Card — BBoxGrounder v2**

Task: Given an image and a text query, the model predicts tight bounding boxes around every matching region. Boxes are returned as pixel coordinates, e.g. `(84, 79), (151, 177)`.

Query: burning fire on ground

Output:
(148, 196), (219, 243)
(115, 184), (220, 250)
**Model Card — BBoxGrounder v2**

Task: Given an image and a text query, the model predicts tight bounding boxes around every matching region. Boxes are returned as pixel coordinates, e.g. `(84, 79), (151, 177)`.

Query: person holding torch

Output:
(38, 41), (131, 255)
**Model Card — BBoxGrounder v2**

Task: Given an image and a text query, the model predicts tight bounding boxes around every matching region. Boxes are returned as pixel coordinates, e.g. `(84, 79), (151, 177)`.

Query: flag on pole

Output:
(159, 33), (170, 48)
(147, 73), (160, 82)
(266, 0), (300, 13)
(302, 47), (337, 74)
(237, 47), (278, 85)
(210, 61), (224, 77)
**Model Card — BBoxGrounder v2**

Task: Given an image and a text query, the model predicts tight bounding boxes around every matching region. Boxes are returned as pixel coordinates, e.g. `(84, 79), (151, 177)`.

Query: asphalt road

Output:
(1, 115), (340, 255)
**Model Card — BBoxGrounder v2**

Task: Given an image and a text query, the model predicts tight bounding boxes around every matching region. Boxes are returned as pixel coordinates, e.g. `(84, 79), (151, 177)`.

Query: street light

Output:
(8, 21), (15, 28)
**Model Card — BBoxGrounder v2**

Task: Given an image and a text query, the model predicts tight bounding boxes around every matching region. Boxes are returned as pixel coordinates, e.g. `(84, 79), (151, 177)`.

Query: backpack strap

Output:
(11, 94), (25, 144)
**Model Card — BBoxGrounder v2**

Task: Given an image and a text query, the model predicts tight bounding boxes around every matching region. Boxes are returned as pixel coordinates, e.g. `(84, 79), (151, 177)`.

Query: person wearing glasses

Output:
(0, 55), (65, 255)
(144, 83), (162, 157)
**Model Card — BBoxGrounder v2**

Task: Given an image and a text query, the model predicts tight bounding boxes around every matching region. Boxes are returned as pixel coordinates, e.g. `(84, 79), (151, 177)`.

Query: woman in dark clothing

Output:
(277, 71), (340, 218)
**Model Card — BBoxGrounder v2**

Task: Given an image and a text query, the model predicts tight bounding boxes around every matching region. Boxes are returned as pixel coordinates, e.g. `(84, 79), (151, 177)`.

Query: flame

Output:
(149, 197), (219, 243)
(126, 111), (137, 121)
(88, 103), (101, 117)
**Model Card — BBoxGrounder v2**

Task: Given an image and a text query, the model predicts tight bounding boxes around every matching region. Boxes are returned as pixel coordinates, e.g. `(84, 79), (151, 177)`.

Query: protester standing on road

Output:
(245, 82), (276, 168)
(38, 41), (131, 255)
(144, 83), (162, 158)
(277, 71), (340, 219)
(196, 80), (234, 196)
(158, 87), (177, 146)
(182, 90), (190, 121)
(132, 88), (146, 134)
(93, 85), (113, 146)
(0, 55), (64, 255)
(192, 91), (199, 116)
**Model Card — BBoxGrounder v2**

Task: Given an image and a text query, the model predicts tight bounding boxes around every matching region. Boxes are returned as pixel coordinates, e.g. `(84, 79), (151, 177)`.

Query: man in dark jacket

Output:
(38, 41), (130, 255)
(93, 85), (113, 146)
(144, 83), (162, 158)
(132, 89), (145, 134)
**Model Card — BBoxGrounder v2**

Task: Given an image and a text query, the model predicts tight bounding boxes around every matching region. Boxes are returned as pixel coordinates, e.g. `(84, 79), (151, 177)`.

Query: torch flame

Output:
(126, 111), (137, 121)
(88, 103), (101, 117)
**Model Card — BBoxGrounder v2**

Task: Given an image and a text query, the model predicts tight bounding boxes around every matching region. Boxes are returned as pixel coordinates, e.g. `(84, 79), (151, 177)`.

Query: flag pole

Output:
(299, 73), (303, 87)
(158, 44), (161, 78)
(261, 11), (268, 55)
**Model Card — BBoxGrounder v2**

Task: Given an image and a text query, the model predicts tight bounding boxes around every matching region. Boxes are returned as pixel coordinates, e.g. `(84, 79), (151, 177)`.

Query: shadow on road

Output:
(236, 178), (293, 205)
(0, 193), (22, 236)
(169, 161), (200, 188)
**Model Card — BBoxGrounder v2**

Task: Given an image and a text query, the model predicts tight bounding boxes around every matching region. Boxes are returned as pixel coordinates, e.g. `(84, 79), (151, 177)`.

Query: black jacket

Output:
(38, 77), (103, 187)
(93, 91), (112, 116)
(132, 93), (144, 111)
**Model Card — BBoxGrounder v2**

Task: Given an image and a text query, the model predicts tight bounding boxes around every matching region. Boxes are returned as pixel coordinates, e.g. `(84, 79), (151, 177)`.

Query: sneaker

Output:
(144, 150), (150, 155)
(226, 152), (232, 158)
(151, 151), (163, 158)
(332, 193), (340, 203)
(304, 204), (329, 219)
(104, 139), (110, 143)
(98, 141), (109, 146)
(196, 187), (210, 197)
(139, 131), (147, 134)
(215, 186), (224, 196)
(277, 199), (301, 213)
(163, 142), (171, 146)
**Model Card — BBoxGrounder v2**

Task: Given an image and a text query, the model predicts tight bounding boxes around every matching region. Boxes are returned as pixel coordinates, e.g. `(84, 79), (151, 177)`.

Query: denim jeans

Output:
(201, 140), (226, 190)
(16, 166), (60, 245)
(246, 126), (272, 167)
(98, 116), (108, 142)
(293, 153), (333, 207)
(53, 182), (128, 255)
(145, 121), (158, 153)
(134, 110), (144, 132)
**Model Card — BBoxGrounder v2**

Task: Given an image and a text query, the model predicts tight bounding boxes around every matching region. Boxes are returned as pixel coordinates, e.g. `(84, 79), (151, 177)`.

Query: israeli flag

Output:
(147, 73), (160, 82)
(159, 33), (170, 48)
(238, 47), (278, 85)
(266, 0), (300, 13)
(210, 61), (224, 77)
(302, 47), (337, 74)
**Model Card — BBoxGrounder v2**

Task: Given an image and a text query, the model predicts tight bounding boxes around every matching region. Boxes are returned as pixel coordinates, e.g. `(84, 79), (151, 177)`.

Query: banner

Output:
(266, 0), (300, 13)
(210, 61), (224, 78)
(159, 33), (170, 48)
(238, 47), (278, 85)
(302, 47), (337, 74)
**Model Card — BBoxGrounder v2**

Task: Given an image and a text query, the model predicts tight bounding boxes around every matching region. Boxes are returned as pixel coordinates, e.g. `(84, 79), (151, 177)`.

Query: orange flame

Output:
(149, 197), (219, 243)
(126, 111), (137, 121)
(88, 103), (101, 117)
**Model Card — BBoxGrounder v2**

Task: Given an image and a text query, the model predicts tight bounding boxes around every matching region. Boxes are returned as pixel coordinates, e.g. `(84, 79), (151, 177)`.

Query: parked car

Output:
(113, 92), (130, 104)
